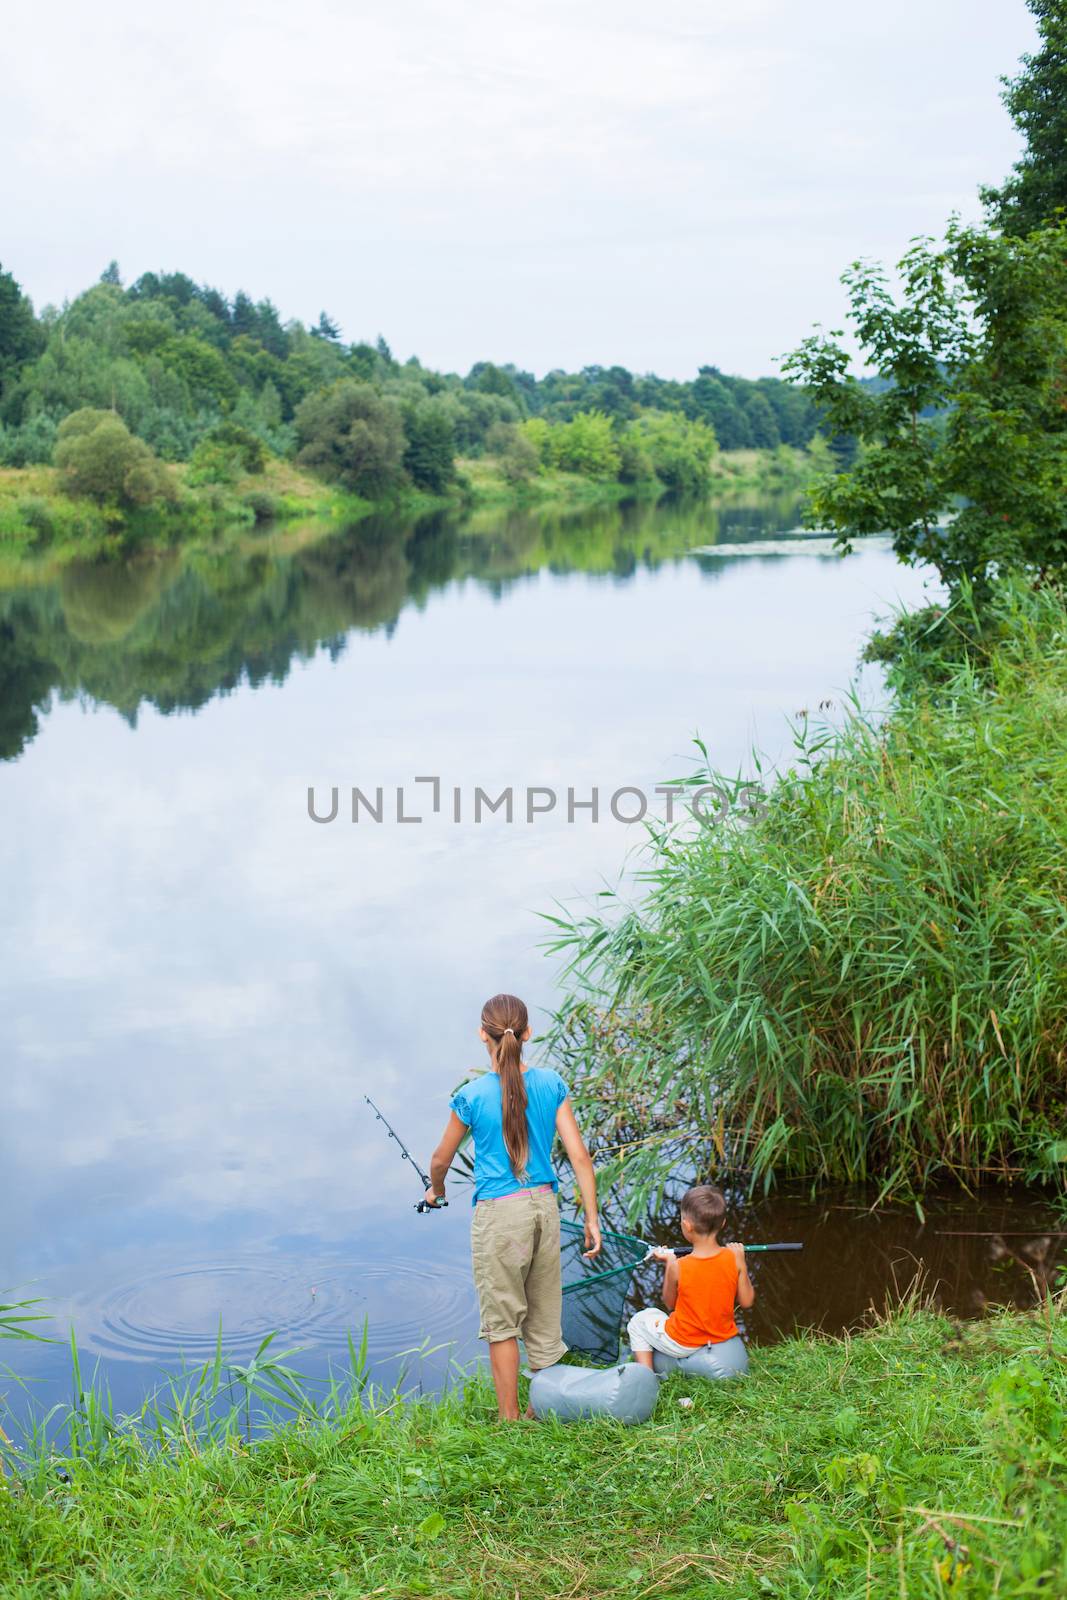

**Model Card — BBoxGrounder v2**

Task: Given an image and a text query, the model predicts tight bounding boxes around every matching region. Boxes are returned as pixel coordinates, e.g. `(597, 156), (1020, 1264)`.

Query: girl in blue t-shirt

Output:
(424, 992), (601, 1420)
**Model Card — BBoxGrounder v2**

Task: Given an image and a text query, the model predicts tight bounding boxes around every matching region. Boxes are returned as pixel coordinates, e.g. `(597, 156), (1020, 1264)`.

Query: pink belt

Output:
(479, 1184), (553, 1202)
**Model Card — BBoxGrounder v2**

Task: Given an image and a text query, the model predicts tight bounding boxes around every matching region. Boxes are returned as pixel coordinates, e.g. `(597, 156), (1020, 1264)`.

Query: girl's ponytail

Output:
(481, 994), (530, 1180)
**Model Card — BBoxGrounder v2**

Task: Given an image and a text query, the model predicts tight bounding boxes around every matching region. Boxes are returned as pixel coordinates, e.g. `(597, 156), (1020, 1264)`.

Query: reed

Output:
(544, 577), (1067, 1212)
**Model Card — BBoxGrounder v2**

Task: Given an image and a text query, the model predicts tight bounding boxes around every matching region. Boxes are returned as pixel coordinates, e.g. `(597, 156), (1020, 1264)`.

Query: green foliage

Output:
(1, 1309), (1064, 1597)
(542, 410), (621, 479)
(53, 409), (175, 509)
(784, 220), (1067, 588)
(984, 0), (1067, 234)
(628, 411), (718, 495)
(0, 264), (44, 393)
(158, 334), (239, 410)
(486, 420), (541, 484)
(744, 389), (781, 449)
(0, 412), (57, 467)
(295, 380), (406, 497)
(187, 421), (268, 485)
(0, 262), (821, 516)
(546, 577), (1067, 1203)
(241, 488), (280, 523)
(401, 394), (455, 492)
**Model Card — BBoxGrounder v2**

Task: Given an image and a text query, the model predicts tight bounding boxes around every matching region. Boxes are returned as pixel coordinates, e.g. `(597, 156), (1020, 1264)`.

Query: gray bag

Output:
(529, 1360), (661, 1425)
(652, 1334), (749, 1379)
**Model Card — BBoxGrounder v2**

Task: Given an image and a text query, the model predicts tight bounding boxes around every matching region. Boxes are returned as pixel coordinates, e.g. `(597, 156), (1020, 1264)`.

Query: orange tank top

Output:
(664, 1250), (739, 1346)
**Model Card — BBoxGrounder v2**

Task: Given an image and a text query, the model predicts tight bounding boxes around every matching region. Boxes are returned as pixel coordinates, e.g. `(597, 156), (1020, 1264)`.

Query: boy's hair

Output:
(681, 1184), (727, 1239)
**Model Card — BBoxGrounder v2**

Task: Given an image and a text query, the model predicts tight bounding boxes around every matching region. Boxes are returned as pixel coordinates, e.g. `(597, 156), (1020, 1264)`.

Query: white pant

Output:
(626, 1306), (700, 1357)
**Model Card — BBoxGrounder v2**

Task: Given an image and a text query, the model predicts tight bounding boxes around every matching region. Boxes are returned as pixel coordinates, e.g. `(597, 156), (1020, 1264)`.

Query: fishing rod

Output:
(634, 1236), (803, 1262)
(364, 1095), (448, 1213)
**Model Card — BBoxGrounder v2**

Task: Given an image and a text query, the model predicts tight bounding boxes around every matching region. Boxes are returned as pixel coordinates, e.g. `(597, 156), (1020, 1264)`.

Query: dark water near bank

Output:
(1, 492), (1059, 1418)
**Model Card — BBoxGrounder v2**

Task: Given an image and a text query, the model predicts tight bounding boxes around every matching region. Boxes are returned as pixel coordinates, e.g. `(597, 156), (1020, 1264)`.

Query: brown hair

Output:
(681, 1184), (727, 1240)
(481, 993), (530, 1180)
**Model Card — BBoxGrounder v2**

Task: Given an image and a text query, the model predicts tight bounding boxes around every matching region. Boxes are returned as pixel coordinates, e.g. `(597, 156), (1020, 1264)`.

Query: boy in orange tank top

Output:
(627, 1185), (754, 1367)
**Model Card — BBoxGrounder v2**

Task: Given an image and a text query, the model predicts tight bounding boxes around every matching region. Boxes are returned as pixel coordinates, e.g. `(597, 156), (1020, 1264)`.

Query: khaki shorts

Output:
(471, 1187), (568, 1369)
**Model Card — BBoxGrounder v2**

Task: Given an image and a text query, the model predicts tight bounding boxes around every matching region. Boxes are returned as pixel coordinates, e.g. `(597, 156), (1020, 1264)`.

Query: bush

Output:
(13, 496), (54, 543)
(53, 408), (175, 508)
(0, 412), (58, 466)
(486, 421), (540, 484)
(545, 411), (621, 479)
(242, 488), (280, 523)
(627, 412), (717, 495)
(187, 422), (268, 485)
(295, 380), (406, 498)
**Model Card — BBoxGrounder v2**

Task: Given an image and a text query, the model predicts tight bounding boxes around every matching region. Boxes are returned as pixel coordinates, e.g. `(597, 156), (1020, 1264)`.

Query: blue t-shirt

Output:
(450, 1066), (569, 1202)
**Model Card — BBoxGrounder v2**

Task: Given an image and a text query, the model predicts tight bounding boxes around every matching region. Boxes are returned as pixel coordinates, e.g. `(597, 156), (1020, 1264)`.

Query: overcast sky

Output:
(3, 0), (1033, 380)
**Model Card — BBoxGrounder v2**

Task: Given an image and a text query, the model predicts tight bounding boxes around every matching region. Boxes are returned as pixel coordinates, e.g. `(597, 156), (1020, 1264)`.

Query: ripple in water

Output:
(71, 1254), (473, 1364)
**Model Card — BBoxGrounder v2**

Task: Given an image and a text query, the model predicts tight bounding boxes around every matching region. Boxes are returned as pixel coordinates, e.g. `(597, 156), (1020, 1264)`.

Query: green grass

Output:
(707, 444), (820, 493)
(0, 461), (381, 564)
(2, 1304), (1065, 1597)
(457, 445), (817, 509)
(455, 456), (643, 507)
(545, 578), (1067, 1207)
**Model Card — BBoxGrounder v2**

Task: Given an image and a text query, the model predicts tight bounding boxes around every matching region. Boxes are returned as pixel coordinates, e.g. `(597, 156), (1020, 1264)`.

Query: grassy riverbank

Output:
(0, 443), (814, 568)
(456, 444), (819, 509)
(548, 577), (1067, 1208)
(455, 455), (646, 508)
(2, 1304), (1064, 1598)
(0, 458), (373, 564)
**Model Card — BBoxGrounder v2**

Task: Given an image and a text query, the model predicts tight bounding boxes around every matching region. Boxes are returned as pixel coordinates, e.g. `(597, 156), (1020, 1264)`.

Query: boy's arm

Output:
(728, 1243), (755, 1308)
(426, 1111), (467, 1204)
(662, 1252), (680, 1310)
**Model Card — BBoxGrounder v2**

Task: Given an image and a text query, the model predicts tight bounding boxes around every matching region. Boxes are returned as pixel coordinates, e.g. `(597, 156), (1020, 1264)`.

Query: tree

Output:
(295, 380), (406, 497)
(984, 0), (1067, 234)
(783, 220), (1067, 588)
(401, 395), (455, 491)
(99, 261), (123, 286)
(486, 420), (540, 483)
(158, 334), (238, 409)
(468, 361), (522, 405)
(743, 391), (781, 449)
(53, 408), (175, 507)
(545, 411), (621, 478)
(687, 369), (752, 449)
(312, 311), (341, 342)
(0, 264), (44, 392)
(187, 421), (267, 484)
(629, 412), (718, 494)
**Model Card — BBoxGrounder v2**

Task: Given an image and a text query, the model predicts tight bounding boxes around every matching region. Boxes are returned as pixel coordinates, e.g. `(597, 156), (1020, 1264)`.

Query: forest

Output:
(0, 260), (819, 521)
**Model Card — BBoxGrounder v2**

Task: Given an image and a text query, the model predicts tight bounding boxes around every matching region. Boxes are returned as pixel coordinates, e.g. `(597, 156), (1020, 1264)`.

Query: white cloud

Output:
(0, 0), (1032, 375)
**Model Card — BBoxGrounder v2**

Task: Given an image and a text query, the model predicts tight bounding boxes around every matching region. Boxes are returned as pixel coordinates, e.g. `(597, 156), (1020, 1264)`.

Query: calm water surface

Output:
(1, 493), (1058, 1415)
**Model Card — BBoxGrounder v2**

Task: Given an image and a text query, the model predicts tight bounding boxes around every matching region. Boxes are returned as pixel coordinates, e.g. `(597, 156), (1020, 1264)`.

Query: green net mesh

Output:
(560, 1219), (647, 1365)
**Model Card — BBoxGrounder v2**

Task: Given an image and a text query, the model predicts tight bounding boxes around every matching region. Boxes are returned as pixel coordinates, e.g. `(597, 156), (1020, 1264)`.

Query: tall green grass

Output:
(545, 579), (1067, 1210)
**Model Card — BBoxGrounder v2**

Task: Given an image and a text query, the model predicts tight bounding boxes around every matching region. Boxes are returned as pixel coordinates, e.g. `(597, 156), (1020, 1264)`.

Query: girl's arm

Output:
(425, 1112), (468, 1205)
(555, 1098), (601, 1258)
(728, 1243), (755, 1308)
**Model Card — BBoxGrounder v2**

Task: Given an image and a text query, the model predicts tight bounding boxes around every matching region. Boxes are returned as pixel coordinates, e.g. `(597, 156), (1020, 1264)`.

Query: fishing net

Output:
(560, 1219), (647, 1365)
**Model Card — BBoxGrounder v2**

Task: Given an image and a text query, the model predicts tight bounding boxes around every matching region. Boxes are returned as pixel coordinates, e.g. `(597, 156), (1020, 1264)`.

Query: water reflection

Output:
(0, 492), (806, 762)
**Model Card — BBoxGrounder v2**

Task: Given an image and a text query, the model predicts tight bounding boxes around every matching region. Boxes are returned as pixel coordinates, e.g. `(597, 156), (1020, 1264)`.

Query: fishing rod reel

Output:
(415, 1195), (449, 1213)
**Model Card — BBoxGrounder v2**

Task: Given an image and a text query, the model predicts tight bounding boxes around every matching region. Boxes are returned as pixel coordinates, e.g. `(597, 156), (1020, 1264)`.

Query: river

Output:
(1, 492), (1059, 1417)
